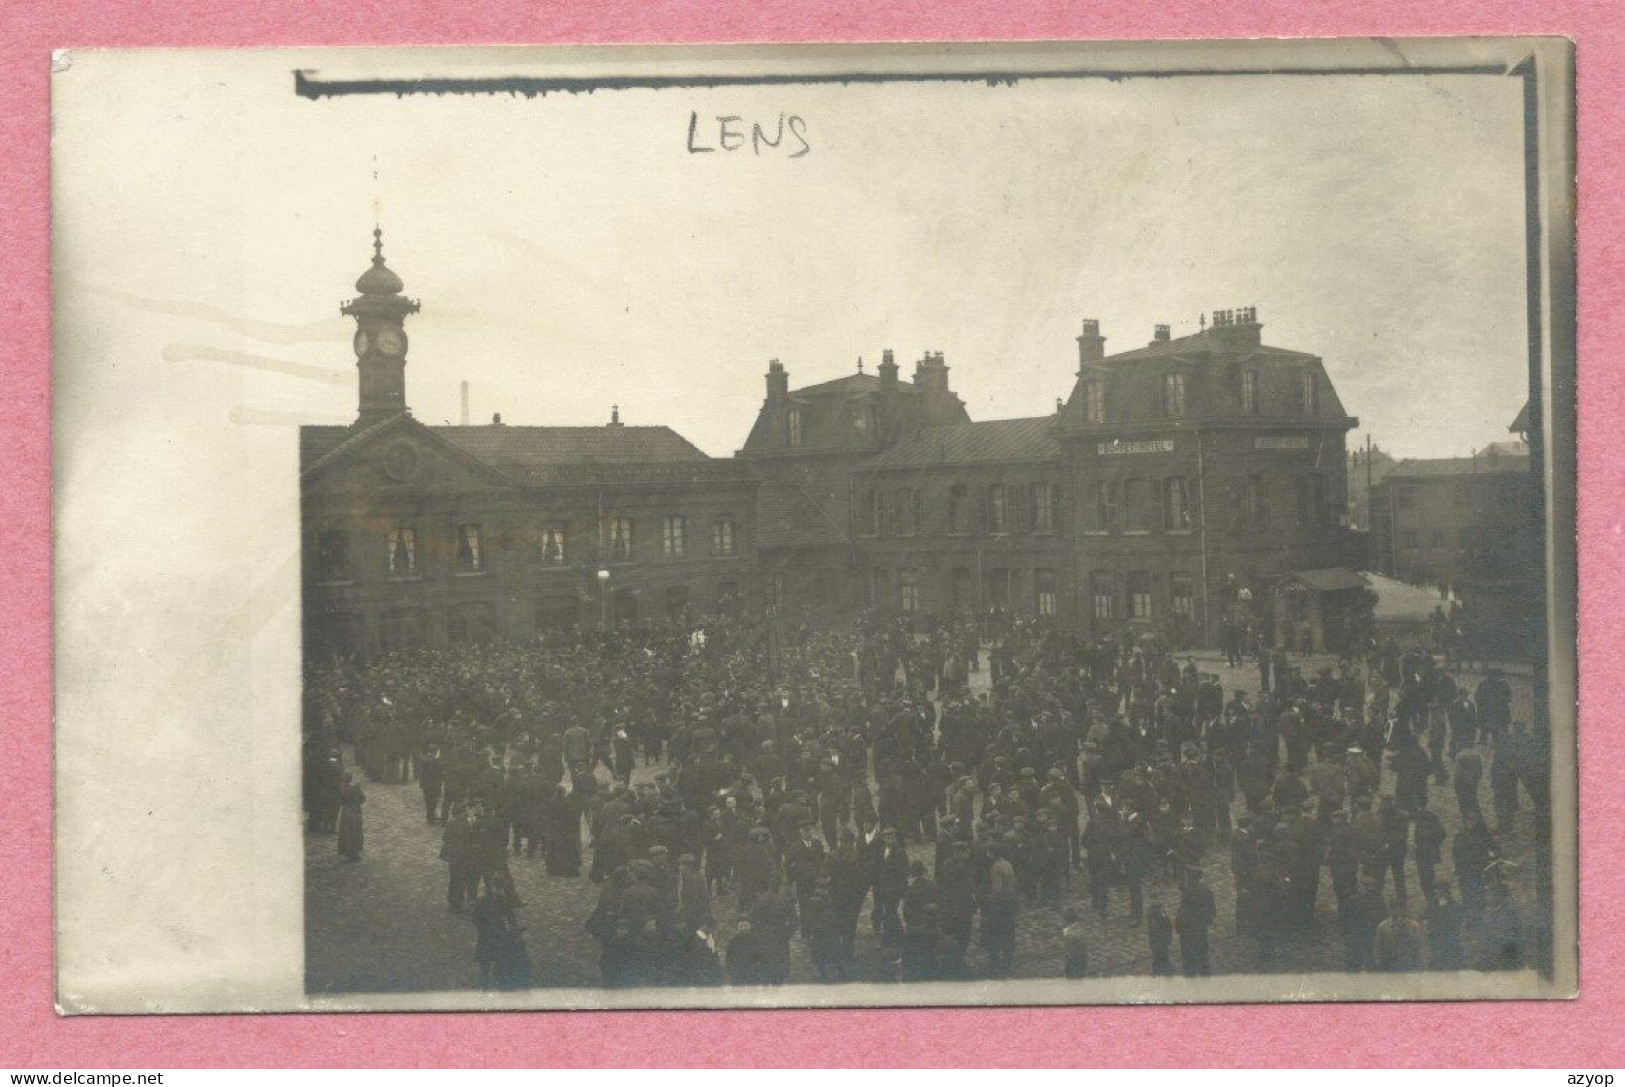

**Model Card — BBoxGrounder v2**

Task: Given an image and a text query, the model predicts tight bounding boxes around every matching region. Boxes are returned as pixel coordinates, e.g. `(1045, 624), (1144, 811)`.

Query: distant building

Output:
(301, 231), (757, 660)
(1367, 439), (1532, 593)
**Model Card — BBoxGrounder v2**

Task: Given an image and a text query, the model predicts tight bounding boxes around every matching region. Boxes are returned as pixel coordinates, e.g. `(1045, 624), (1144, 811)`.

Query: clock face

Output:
(353, 329), (370, 357)
(376, 327), (407, 357)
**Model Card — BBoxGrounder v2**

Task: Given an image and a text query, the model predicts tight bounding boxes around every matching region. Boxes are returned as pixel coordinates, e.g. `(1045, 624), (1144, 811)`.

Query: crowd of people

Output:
(304, 609), (1549, 990)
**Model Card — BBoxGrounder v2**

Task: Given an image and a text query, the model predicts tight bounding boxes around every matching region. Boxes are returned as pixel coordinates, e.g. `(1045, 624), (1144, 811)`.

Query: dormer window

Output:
(1241, 370), (1259, 415)
(1085, 380), (1106, 424)
(1162, 373), (1186, 419)
(787, 407), (803, 447)
(1299, 371), (1318, 415)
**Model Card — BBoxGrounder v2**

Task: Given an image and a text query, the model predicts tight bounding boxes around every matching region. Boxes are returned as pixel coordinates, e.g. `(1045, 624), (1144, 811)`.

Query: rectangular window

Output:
(1031, 482), (1058, 533)
(862, 490), (880, 536)
(765, 571), (784, 616)
(900, 568), (920, 613)
(1090, 572), (1114, 620)
(1127, 570), (1153, 619)
(952, 567), (973, 611)
(541, 521), (567, 564)
(948, 485), (969, 534)
(387, 526), (416, 576)
(1295, 476), (1312, 525)
(1035, 569), (1057, 617)
(1431, 529), (1446, 549)
(1457, 527), (1472, 547)
(712, 515), (737, 557)
(1164, 477), (1191, 531)
(1085, 380), (1105, 424)
(867, 568), (888, 608)
(988, 484), (1008, 533)
(1171, 572), (1195, 617)
(316, 529), (350, 582)
(661, 515), (686, 558)
(1241, 370), (1258, 415)
(1124, 478), (1153, 532)
(454, 524), (483, 573)
(1397, 485), (1416, 510)
(1299, 371), (1318, 415)
(608, 517), (635, 560)
(786, 408), (803, 447)
(1163, 373), (1186, 419)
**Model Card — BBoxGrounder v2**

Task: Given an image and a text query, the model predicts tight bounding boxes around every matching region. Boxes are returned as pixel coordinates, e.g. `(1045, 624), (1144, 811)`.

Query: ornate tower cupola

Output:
(342, 227), (420, 427)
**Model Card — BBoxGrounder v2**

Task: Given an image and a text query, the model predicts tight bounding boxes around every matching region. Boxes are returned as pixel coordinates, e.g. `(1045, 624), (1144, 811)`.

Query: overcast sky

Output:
(58, 47), (1529, 461)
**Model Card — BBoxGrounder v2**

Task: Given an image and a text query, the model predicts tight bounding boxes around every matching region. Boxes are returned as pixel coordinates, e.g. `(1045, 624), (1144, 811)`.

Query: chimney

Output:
(608, 404), (623, 427)
(491, 412), (503, 425)
(1209, 305), (1262, 350)
(765, 358), (789, 402)
(1153, 324), (1171, 343)
(878, 348), (899, 392)
(1076, 318), (1106, 367)
(913, 350), (951, 398)
(460, 380), (470, 425)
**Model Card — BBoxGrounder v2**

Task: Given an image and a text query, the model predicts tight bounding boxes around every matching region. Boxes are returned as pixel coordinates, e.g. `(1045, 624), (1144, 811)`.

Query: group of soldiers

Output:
(306, 609), (1546, 989)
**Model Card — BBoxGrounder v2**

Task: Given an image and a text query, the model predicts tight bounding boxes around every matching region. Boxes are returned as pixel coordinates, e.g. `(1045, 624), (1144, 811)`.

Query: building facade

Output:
(301, 233), (758, 661)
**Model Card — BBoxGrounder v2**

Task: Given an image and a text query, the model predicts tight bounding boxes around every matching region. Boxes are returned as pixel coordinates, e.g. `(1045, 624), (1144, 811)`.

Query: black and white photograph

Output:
(50, 38), (1576, 1012)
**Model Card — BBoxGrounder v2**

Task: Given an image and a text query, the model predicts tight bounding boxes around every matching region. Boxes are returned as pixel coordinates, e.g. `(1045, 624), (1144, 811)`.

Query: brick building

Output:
(739, 308), (1361, 645)
(301, 232), (758, 661)
(1368, 439), (1533, 594)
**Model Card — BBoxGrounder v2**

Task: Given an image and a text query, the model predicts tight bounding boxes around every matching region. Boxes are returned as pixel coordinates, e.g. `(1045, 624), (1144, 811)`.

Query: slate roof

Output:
(792, 372), (898, 398)
(862, 416), (1060, 471)
(1510, 401), (1530, 433)
(1099, 331), (1316, 366)
(756, 481), (850, 550)
(300, 417), (712, 483)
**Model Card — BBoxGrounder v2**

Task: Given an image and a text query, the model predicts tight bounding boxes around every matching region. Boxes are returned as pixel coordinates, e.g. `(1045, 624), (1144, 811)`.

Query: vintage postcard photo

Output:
(51, 38), (1576, 1012)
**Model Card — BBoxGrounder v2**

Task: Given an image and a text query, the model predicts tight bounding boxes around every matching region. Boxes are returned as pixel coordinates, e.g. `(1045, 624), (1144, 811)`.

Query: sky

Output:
(55, 46), (1530, 462)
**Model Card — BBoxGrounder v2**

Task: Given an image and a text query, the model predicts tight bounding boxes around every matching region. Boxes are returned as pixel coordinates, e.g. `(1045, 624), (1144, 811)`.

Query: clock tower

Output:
(342, 226), (420, 428)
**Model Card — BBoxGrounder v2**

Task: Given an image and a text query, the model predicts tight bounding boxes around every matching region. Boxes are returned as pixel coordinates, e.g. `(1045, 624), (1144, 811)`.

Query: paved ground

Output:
(306, 653), (1542, 994)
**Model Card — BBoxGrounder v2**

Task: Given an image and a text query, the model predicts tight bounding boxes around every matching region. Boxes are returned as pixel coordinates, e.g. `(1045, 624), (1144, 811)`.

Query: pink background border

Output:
(4, 0), (1618, 1068)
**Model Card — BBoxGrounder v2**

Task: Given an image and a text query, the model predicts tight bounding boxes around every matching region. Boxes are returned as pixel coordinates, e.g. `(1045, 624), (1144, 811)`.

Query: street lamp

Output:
(597, 568), (611, 629)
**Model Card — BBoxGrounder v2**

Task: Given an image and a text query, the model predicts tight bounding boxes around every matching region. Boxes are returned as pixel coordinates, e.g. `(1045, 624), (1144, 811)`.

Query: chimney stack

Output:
(1076, 318), (1106, 367)
(878, 348), (899, 392)
(460, 380), (470, 425)
(1209, 305), (1262, 349)
(608, 404), (623, 427)
(765, 358), (789, 402)
(1153, 324), (1171, 343)
(492, 412), (503, 426)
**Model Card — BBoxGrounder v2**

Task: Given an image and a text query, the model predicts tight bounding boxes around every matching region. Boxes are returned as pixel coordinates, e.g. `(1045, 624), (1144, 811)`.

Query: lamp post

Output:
(597, 568), (611, 630)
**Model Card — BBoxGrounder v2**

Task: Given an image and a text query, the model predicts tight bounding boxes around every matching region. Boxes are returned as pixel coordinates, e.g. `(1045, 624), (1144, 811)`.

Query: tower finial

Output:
(857, 356), (864, 374)
(373, 225), (385, 264)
